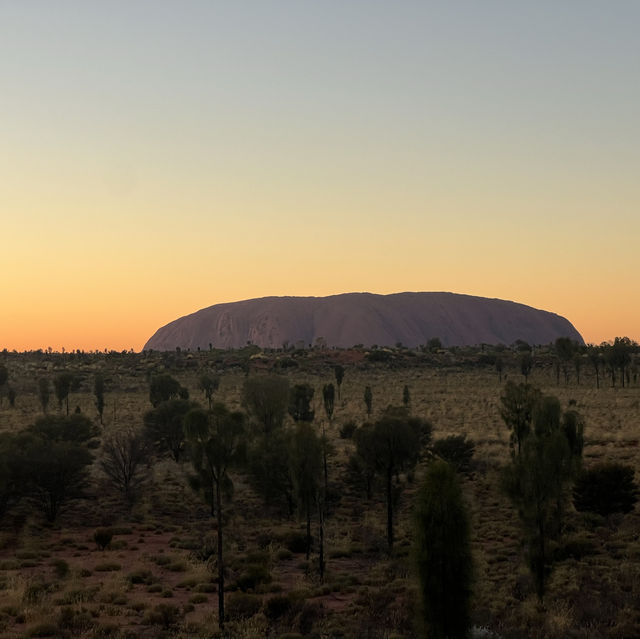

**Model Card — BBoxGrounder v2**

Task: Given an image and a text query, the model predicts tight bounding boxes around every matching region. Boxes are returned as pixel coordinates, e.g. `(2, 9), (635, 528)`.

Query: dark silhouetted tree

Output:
(500, 382), (541, 457)
(502, 392), (584, 600)
(362, 406), (429, 550)
(0, 365), (7, 407)
(414, 460), (472, 639)
(24, 414), (96, 521)
(94, 373), (105, 424)
(333, 365), (345, 400)
(100, 428), (151, 502)
(432, 435), (475, 474)
(143, 399), (196, 462)
(586, 344), (602, 389)
(363, 385), (372, 418)
(288, 384), (315, 423)
(243, 376), (289, 436)
(184, 403), (246, 630)
(149, 374), (182, 407)
(402, 385), (410, 409)
(37, 378), (50, 414)
(54, 372), (73, 415)
(0, 433), (29, 518)
(199, 374), (220, 410)
(555, 337), (575, 385)
(243, 376), (293, 513)
(289, 422), (322, 561)
(520, 352), (533, 382)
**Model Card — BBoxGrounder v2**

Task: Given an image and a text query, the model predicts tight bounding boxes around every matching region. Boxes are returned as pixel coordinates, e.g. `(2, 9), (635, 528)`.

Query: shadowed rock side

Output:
(143, 292), (584, 351)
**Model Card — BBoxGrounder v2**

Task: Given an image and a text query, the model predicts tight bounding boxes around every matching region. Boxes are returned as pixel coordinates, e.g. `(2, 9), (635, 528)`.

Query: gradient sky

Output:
(2, 1), (639, 351)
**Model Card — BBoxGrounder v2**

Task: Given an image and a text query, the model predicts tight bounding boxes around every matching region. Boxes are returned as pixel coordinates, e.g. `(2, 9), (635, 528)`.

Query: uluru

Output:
(143, 292), (583, 351)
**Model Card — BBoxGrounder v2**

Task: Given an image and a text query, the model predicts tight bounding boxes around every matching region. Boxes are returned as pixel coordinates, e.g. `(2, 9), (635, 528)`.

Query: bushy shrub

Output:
(339, 421), (358, 439)
(264, 594), (293, 620)
(432, 435), (475, 473)
(235, 564), (272, 591)
(284, 531), (310, 554)
(573, 462), (638, 516)
(143, 603), (181, 629)
(93, 528), (113, 550)
(226, 592), (261, 621)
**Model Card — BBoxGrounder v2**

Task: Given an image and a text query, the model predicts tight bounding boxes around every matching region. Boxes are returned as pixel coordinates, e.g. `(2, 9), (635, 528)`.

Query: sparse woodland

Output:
(0, 340), (638, 639)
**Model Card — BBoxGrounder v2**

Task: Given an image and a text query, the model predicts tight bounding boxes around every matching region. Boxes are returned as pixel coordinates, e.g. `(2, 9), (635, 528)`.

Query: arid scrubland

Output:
(0, 345), (638, 638)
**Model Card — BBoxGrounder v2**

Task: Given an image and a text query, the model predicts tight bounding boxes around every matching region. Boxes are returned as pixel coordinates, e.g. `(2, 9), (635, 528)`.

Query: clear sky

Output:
(1, 1), (639, 351)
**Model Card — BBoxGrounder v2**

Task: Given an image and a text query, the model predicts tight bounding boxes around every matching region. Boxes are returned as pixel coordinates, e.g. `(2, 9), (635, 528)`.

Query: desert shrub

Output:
(554, 535), (598, 561)
(367, 350), (391, 362)
(57, 607), (94, 632)
(189, 594), (208, 604)
(23, 581), (49, 605)
(51, 559), (69, 578)
(195, 582), (216, 593)
(573, 462), (638, 516)
(93, 528), (113, 550)
(144, 603), (182, 629)
(153, 555), (171, 566)
(284, 531), (310, 554)
(431, 435), (475, 473)
(297, 600), (323, 634)
(235, 564), (272, 592)
(94, 562), (121, 572)
(27, 623), (59, 637)
(226, 592), (261, 621)
(339, 421), (358, 439)
(264, 594), (292, 620)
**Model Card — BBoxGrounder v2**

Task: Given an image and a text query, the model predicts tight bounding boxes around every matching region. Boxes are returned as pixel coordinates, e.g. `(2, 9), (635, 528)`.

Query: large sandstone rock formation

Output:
(143, 292), (583, 351)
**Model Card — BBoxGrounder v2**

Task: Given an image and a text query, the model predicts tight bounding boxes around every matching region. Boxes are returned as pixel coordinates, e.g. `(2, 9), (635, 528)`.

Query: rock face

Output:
(143, 292), (583, 351)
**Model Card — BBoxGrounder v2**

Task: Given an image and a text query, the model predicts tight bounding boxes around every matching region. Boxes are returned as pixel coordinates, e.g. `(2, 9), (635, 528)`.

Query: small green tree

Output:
(24, 415), (96, 521)
(0, 365), (7, 407)
(37, 378), (50, 414)
(520, 352), (533, 382)
(100, 428), (151, 502)
(0, 433), (29, 518)
(54, 372), (73, 415)
(402, 385), (410, 409)
(289, 422), (322, 561)
(363, 386), (373, 418)
(184, 403), (246, 630)
(555, 337), (575, 385)
(333, 365), (345, 400)
(94, 373), (105, 424)
(414, 460), (472, 639)
(502, 392), (584, 600)
(243, 376), (289, 436)
(149, 374), (182, 407)
(30, 413), (99, 444)
(500, 382), (541, 456)
(143, 399), (197, 462)
(243, 376), (293, 513)
(432, 435), (475, 474)
(321, 383), (335, 491)
(365, 407), (429, 550)
(199, 374), (220, 410)
(288, 384), (315, 423)
(586, 344), (602, 389)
